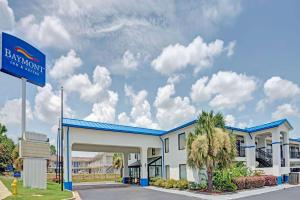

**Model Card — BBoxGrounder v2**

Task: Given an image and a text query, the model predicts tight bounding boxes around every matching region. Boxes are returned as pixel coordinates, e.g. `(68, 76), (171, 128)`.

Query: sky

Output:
(1, 0), (300, 150)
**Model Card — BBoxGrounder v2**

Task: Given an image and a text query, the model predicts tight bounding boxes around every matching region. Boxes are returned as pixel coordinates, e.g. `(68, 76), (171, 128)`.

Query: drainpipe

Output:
(159, 136), (165, 179)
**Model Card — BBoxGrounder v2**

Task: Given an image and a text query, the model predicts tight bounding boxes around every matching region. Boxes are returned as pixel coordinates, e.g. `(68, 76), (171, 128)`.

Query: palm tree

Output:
(113, 153), (123, 177)
(0, 123), (7, 136)
(187, 111), (236, 192)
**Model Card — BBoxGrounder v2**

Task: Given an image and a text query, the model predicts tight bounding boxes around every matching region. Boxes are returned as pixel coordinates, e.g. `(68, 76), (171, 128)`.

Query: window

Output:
(165, 165), (170, 180)
(164, 138), (169, 153)
(152, 148), (156, 155)
(179, 164), (187, 180)
(178, 133), (186, 150)
(134, 153), (138, 159)
(128, 154), (131, 160)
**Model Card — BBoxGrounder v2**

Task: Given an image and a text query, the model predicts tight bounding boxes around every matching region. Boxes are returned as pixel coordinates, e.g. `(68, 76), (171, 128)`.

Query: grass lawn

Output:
(0, 176), (72, 200)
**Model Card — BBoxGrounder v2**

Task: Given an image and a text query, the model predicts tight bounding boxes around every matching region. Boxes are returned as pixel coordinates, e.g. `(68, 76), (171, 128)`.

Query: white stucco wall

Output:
(161, 124), (198, 182)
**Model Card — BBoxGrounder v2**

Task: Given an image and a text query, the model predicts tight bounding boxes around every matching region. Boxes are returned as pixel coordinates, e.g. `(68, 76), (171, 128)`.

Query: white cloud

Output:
(15, 15), (71, 48)
(154, 83), (196, 129)
(225, 114), (236, 126)
(122, 50), (139, 71)
(272, 104), (299, 120)
(0, 98), (33, 125)
(190, 71), (257, 109)
(124, 85), (158, 129)
(85, 91), (118, 123)
(256, 77), (300, 111)
(0, 0), (15, 31)
(64, 66), (112, 102)
(237, 119), (253, 129)
(151, 36), (235, 75)
(190, 76), (211, 102)
(50, 49), (82, 79)
(256, 99), (267, 112)
(51, 124), (59, 135)
(117, 112), (131, 125)
(226, 41), (236, 57)
(167, 74), (185, 85)
(34, 83), (72, 123)
(264, 76), (300, 101)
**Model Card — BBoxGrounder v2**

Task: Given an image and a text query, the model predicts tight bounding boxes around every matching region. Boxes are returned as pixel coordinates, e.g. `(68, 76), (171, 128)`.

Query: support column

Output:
(140, 147), (148, 186)
(283, 132), (290, 168)
(257, 136), (266, 149)
(63, 127), (72, 190)
(272, 129), (281, 182)
(245, 134), (256, 170)
(123, 153), (129, 183)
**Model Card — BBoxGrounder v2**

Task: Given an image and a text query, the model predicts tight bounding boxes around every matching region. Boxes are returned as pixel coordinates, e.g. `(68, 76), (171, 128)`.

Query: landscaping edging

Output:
(0, 180), (12, 200)
(145, 184), (300, 200)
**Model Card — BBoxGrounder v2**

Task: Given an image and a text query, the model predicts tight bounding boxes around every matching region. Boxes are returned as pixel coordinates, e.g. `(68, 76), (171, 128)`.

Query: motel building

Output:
(61, 117), (300, 190)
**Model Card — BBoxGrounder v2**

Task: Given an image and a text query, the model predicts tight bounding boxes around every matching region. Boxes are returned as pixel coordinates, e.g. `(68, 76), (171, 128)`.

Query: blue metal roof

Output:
(290, 138), (300, 142)
(163, 118), (293, 134)
(226, 119), (293, 133)
(244, 119), (293, 133)
(63, 118), (165, 136)
(164, 119), (197, 134)
(63, 118), (292, 136)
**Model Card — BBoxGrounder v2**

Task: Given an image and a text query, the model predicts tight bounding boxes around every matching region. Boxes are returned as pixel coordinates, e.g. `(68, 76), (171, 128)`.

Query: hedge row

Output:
(150, 178), (189, 190)
(233, 175), (277, 190)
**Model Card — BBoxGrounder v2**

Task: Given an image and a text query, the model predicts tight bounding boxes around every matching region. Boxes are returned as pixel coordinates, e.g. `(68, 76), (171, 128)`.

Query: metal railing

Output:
(256, 148), (273, 167)
(290, 151), (300, 159)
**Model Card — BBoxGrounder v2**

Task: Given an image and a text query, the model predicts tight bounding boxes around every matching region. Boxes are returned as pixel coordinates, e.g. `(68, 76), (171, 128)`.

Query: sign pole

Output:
(21, 78), (26, 139)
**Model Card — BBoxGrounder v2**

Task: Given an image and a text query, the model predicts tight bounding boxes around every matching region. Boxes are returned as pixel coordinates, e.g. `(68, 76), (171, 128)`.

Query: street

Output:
(77, 186), (300, 200)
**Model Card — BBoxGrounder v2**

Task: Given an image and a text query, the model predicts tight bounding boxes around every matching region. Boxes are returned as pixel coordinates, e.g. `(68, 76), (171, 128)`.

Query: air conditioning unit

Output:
(289, 172), (300, 185)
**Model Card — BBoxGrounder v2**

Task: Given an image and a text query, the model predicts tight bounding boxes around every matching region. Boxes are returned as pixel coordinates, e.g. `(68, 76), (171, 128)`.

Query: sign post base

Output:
(20, 132), (50, 189)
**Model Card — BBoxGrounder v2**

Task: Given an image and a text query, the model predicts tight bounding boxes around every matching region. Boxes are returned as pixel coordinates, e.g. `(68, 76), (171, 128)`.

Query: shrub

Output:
(230, 162), (252, 177)
(252, 170), (264, 176)
(188, 182), (198, 190)
(213, 170), (237, 192)
(264, 175), (278, 186)
(177, 180), (188, 190)
(189, 181), (207, 190)
(153, 178), (166, 187)
(150, 177), (161, 185)
(164, 179), (176, 189)
(245, 176), (265, 189)
(233, 177), (246, 190)
(198, 182), (207, 190)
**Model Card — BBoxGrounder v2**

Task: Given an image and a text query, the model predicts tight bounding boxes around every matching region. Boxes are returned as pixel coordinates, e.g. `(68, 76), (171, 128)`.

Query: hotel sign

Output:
(0, 32), (46, 87)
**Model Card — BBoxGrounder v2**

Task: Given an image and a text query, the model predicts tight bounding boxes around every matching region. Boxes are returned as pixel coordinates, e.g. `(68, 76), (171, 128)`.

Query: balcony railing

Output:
(290, 151), (300, 159)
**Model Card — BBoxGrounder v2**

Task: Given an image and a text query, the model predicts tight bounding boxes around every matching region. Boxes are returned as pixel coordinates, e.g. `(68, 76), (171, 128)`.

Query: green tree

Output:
(113, 153), (123, 177)
(12, 145), (22, 171)
(50, 145), (56, 155)
(0, 123), (15, 172)
(187, 111), (236, 192)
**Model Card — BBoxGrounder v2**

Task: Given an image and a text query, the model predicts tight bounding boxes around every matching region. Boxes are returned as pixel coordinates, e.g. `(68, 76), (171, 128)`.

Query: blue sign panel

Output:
(0, 32), (46, 87)
(13, 171), (21, 178)
(6, 164), (13, 172)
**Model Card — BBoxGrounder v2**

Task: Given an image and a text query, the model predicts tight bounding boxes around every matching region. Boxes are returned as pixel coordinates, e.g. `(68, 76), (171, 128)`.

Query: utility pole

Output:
(57, 120), (60, 183)
(60, 87), (64, 191)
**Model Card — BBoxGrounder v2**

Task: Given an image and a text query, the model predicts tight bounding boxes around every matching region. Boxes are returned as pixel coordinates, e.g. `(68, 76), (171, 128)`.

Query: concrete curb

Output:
(145, 184), (300, 200)
(0, 180), (12, 200)
(73, 191), (81, 200)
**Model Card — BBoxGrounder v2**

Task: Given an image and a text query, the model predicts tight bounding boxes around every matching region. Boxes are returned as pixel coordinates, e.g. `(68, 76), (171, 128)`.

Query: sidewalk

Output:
(0, 180), (11, 200)
(145, 184), (300, 200)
